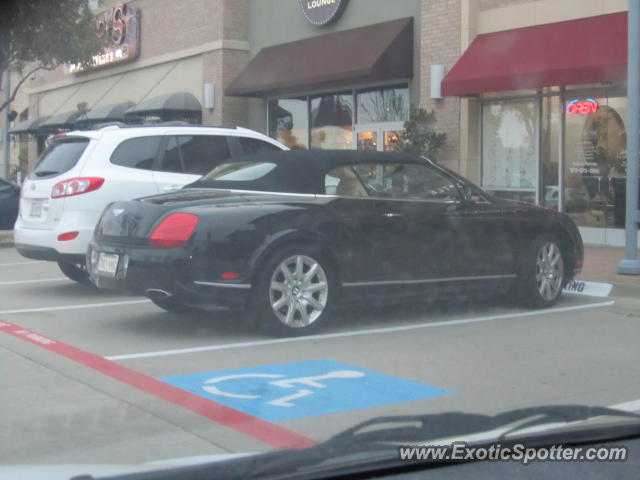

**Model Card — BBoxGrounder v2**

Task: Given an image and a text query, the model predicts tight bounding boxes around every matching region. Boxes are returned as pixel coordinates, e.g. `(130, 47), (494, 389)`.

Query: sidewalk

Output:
(579, 245), (640, 298)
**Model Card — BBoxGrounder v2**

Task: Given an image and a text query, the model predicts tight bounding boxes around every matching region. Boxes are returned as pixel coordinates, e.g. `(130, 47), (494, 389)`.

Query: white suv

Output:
(15, 124), (287, 284)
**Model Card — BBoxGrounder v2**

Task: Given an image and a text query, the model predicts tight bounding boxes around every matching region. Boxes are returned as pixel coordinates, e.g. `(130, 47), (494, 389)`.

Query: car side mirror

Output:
(462, 185), (474, 202)
(460, 185), (486, 204)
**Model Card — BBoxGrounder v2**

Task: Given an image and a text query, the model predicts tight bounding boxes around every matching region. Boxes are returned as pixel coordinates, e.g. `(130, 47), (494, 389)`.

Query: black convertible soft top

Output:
(187, 149), (434, 195)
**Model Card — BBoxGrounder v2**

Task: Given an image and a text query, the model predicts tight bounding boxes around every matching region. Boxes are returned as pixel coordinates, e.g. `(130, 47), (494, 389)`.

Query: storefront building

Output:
(223, 0), (635, 245)
(5, 0), (636, 246)
(435, 0), (635, 246)
(227, 0), (421, 153)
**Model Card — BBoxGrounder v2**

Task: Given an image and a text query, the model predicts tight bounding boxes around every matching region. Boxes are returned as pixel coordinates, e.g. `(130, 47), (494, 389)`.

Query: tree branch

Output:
(0, 66), (50, 114)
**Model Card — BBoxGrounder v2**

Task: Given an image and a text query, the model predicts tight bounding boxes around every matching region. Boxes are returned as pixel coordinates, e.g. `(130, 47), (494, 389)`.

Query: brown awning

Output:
(226, 17), (414, 97)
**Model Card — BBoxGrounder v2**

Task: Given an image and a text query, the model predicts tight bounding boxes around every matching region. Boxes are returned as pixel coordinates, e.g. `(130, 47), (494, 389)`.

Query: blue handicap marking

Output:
(159, 359), (453, 422)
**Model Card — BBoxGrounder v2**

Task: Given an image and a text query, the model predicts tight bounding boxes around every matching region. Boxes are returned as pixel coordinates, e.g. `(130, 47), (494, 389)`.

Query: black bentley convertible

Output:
(88, 150), (583, 334)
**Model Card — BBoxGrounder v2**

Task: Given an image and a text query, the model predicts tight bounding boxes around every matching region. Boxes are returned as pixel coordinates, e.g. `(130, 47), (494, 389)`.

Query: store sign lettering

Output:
(566, 99), (599, 115)
(68, 4), (140, 73)
(308, 0), (336, 7)
(299, 0), (348, 26)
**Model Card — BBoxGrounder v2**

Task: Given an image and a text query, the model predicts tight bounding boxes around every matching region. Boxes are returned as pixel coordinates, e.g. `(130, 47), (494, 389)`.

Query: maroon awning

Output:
(442, 12), (628, 96)
(226, 17), (413, 97)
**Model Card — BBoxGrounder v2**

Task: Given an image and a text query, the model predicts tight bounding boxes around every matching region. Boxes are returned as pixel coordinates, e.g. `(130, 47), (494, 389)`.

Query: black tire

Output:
(57, 261), (95, 286)
(516, 235), (566, 308)
(150, 296), (200, 314)
(248, 245), (336, 336)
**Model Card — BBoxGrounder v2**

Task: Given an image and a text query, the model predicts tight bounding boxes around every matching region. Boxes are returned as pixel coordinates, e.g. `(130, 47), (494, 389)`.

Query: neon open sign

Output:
(566, 98), (599, 115)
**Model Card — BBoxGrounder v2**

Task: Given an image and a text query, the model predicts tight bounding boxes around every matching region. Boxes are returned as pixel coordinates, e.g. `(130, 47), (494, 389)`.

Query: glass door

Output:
(356, 130), (378, 151)
(563, 96), (627, 228)
(354, 123), (404, 152)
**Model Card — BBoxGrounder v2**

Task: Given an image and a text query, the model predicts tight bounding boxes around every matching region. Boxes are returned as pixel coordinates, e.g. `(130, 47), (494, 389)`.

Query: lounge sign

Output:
(299, 0), (348, 26)
(68, 4), (140, 73)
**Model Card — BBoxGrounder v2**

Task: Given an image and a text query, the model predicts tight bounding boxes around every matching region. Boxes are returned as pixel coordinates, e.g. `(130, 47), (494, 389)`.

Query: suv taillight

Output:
(149, 213), (199, 247)
(51, 177), (104, 198)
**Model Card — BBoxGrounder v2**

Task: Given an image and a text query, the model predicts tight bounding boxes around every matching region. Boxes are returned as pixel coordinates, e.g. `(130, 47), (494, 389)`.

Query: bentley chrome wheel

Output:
(535, 241), (564, 302)
(269, 255), (329, 328)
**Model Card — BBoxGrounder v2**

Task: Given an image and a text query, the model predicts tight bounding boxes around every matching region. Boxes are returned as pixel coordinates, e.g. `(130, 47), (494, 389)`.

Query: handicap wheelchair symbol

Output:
(202, 370), (366, 407)
(160, 359), (452, 421)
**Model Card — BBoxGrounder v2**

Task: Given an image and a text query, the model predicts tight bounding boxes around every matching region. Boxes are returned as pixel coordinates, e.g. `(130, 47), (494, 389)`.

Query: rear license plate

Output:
(30, 200), (45, 218)
(97, 252), (119, 277)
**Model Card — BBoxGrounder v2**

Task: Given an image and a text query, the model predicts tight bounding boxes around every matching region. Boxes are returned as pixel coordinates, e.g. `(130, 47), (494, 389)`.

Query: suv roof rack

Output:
(95, 122), (240, 132)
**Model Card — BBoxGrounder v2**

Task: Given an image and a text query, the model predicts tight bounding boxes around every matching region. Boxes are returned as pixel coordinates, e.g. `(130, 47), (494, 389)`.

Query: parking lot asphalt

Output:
(1, 244), (639, 465)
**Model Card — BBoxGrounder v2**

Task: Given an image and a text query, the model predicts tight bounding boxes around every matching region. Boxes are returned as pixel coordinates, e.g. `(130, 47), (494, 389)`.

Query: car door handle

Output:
(377, 212), (407, 233)
(162, 184), (181, 192)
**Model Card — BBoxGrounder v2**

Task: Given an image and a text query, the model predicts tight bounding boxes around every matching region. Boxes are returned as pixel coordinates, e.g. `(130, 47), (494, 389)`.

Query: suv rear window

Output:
(238, 137), (282, 154)
(31, 137), (89, 178)
(111, 136), (161, 170)
(159, 135), (232, 175)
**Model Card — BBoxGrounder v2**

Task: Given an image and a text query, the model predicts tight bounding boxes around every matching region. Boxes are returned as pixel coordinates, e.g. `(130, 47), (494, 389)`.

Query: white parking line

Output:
(0, 261), (44, 267)
(0, 299), (151, 315)
(0, 277), (68, 286)
(105, 300), (615, 361)
(610, 399), (640, 412)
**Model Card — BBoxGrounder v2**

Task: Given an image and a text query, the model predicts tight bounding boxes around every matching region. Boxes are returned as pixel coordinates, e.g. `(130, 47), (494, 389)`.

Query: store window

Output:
(268, 98), (308, 149)
(267, 85), (409, 151)
(481, 100), (537, 203)
(357, 86), (409, 124)
(480, 87), (635, 232)
(564, 97), (628, 228)
(310, 93), (353, 150)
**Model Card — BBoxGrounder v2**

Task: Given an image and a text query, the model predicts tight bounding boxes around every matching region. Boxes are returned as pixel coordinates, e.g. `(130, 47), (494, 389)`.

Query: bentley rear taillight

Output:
(149, 213), (199, 247)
